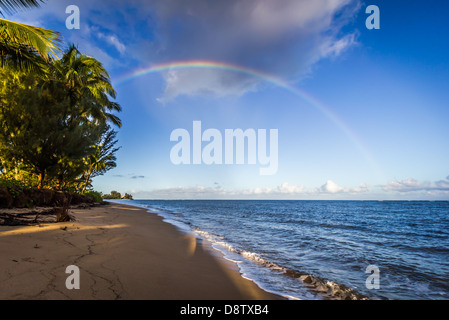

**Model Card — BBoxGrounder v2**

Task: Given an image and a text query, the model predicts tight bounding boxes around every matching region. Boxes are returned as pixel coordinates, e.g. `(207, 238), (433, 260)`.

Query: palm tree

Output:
(0, 0), (62, 72)
(80, 125), (120, 194)
(50, 45), (122, 127)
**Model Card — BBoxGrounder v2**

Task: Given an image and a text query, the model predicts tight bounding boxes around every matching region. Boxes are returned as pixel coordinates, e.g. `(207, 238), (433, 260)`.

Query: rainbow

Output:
(114, 60), (383, 177)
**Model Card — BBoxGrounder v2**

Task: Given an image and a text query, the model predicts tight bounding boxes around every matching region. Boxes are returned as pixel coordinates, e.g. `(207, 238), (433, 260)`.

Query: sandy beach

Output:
(0, 202), (280, 300)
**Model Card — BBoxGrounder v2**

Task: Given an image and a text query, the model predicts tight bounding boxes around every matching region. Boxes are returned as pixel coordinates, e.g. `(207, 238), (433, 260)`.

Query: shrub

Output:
(0, 176), (32, 198)
(84, 190), (103, 203)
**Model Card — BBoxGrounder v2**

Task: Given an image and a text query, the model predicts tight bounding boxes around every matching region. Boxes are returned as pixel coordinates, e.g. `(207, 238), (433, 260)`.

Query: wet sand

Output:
(0, 202), (281, 300)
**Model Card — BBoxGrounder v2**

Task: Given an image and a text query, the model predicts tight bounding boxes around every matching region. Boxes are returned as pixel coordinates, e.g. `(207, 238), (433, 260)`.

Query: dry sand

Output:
(0, 202), (280, 300)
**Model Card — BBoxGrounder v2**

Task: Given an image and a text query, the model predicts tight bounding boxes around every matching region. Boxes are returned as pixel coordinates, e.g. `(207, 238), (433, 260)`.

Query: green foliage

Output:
(103, 190), (121, 199)
(0, 18), (62, 59)
(1, 1), (63, 73)
(0, 6), (119, 208)
(84, 190), (103, 203)
(0, 175), (31, 197)
(0, 44), (121, 193)
(80, 124), (120, 193)
(52, 45), (122, 127)
(103, 191), (133, 200)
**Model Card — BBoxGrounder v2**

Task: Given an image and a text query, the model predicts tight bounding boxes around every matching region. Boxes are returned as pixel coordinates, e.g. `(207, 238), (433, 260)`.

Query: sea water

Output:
(113, 200), (449, 300)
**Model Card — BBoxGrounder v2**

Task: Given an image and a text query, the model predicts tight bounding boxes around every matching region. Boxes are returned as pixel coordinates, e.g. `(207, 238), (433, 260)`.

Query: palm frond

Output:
(0, 18), (62, 59)
(0, 0), (43, 16)
(0, 40), (48, 74)
(105, 113), (122, 128)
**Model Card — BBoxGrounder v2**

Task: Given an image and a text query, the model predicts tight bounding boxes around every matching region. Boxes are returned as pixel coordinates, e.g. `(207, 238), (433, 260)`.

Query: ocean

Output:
(114, 200), (449, 300)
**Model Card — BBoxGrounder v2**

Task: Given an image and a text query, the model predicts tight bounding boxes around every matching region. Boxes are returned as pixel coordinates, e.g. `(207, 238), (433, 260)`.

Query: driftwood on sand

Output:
(0, 203), (99, 226)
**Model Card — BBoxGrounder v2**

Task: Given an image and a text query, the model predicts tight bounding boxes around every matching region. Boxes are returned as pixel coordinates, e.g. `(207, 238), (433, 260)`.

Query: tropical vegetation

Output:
(103, 191), (133, 200)
(0, 45), (121, 192)
(0, 0), (62, 72)
(0, 0), (124, 208)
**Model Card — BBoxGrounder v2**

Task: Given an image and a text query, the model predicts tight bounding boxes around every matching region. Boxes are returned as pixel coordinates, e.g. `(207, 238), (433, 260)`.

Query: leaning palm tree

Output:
(0, 0), (62, 72)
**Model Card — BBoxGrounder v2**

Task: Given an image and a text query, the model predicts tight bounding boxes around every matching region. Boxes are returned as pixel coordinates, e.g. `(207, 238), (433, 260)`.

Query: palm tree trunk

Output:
(81, 170), (92, 194)
(37, 171), (45, 189)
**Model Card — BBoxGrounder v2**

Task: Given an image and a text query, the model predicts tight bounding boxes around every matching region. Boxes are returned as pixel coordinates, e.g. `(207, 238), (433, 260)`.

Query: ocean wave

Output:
(121, 200), (449, 300)
(193, 227), (368, 300)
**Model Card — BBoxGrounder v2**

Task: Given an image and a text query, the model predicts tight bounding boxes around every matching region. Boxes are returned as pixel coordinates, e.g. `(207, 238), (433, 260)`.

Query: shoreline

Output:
(122, 201), (292, 299)
(0, 202), (281, 300)
(121, 200), (370, 300)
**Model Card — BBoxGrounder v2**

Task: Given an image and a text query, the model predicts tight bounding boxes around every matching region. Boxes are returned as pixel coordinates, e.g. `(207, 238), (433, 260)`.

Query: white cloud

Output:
(382, 178), (424, 192)
(97, 32), (126, 55)
(150, 0), (360, 101)
(277, 182), (305, 194)
(75, 39), (119, 67)
(318, 180), (368, 194)
(228, 0), (355, 42)
(133, 180), (371, 199)
(320, 33), (357, 57)
(119, 178), (449, 200)
(435, 180), (449, 189)
(158, 68), (260, 102)
(381, 178), (449, 193)
(320, 180), (343, 193)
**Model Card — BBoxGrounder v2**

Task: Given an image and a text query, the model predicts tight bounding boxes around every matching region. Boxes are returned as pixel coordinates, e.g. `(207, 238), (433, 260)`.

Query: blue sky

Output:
(10, 0), (449, 199)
